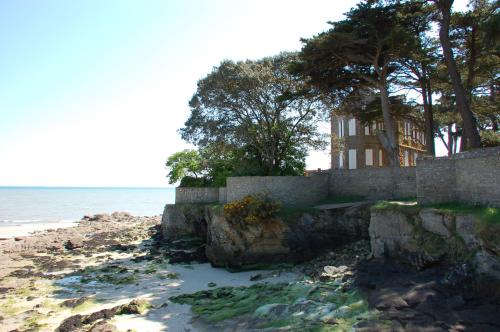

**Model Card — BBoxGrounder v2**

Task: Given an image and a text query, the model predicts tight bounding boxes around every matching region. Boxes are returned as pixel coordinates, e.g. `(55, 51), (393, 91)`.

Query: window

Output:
(414, 152), (418, 166)
(348, 118), (356, 136)
(404, 150), (409, 167)
(379, 149), (383, 166)
(348, 149), (357, 169)
(371, 121), (377, 133)
(365, 149), (373, 166)
(338, 151), (344, 169)
(338, 118), (344, 137)
(364, 125), (370, 135)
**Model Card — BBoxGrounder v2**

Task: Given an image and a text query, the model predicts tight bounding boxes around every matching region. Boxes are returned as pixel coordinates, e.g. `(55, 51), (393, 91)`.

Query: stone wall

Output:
(175, 187), (220, 204)
(417, 147), (500, 206)
(226, 174), (329, 206)
(329, 167), (417, 200)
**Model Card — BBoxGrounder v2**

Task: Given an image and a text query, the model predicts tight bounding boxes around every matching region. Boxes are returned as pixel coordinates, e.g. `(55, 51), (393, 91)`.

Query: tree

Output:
(165, 150), (205, 185)
(432, 0), (483, 148)
(180, 53), (327, 176)
(296, 2), (417, 166)
(394, 1), (438, 155)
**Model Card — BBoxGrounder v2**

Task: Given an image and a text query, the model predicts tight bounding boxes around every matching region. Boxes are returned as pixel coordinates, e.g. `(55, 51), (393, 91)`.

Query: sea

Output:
(0, 186), (175, 237)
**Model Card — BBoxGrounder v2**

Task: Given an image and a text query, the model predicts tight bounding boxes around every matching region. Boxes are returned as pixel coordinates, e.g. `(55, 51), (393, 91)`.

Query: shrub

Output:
(223, 194), (281, 225)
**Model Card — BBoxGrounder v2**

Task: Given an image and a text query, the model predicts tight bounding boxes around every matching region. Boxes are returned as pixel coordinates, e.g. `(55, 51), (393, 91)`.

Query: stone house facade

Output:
(331, 114), (427, 169)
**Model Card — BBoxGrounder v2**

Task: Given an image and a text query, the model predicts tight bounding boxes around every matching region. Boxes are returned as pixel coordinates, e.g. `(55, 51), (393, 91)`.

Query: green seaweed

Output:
(170, 280), (376, 330)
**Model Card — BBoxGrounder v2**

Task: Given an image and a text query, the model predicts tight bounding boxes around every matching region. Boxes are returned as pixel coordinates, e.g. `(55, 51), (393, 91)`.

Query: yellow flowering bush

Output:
(223, 194), (281, 225)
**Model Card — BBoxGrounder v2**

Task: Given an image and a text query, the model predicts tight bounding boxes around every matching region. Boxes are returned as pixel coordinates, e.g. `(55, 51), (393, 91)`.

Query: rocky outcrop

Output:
(161, 204), (208, 241)
(369, 206), (500, 296)
(205, 209), (290, 267)
(161, 203), (371, 268)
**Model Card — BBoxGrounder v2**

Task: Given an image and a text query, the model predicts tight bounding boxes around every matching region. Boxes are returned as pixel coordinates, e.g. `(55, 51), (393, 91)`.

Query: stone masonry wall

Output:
(175, 187), (220, 204)
(329, 167), (416, 200)
(417, 147), (500, 206)
(226, 174), (329, 206)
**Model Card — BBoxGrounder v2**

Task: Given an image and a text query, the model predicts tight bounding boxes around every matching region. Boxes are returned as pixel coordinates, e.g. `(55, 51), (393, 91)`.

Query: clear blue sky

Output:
(0, 0), (467, 187)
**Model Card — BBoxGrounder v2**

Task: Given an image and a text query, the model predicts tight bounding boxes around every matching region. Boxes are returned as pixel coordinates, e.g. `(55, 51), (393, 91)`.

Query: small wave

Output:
(0, 219), (43, 224)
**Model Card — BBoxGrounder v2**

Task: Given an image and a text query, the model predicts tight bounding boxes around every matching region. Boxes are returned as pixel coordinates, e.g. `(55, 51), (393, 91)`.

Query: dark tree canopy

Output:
(295, 2), (419, 166)
(180, 53), (327, 176)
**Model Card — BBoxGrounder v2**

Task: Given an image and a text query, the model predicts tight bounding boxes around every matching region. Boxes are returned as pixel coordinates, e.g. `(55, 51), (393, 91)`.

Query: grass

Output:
(371, 200), (499, 224)
(371, 200), (420, 214)
(373, 200), (499, 259)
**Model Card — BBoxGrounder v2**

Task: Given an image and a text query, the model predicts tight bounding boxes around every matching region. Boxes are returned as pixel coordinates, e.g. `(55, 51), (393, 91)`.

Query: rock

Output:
(88, 321), (118, 332)
(60, 297), (88, 308)
(161, 204), (208, 242)
(473, 251), (500, 296)
(14, 237), (23, 241)
(110, 244), (136, 252)
(56, 314), (84, 332)
(369, 210), (413, 258)
(205, 209), (291, 268)
(116, 299), (150, 315)
(445, 295), (465, 309)
(56, 299), (148, 332)
(455, 214), (479, 248)
(250, 274), (263, 281)
(324, 265), (348, 276)
(419, 209), (451, 237)
(64, 237), (84, 250)
(372, 294), (409, 310)
(111, 211), (132, 220)
(441, 263), (474, 289)
(254, 303), (289, 318)
(403, 288), (437, 307)
(208, 282), (217, 287)
(163, 203), (370, 268)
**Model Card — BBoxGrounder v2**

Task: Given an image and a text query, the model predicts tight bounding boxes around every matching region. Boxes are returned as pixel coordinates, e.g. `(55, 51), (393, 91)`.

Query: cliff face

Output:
(161, 203), (371, 268)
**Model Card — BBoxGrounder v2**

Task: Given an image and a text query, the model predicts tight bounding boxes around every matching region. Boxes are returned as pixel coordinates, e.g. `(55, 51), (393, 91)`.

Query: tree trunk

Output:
(379, 83), (400, 167)
(491, 84), (498, 131)
(447, 124), (454, 156)
(436, 0), (482, 149)
(421, 72), (436, 156)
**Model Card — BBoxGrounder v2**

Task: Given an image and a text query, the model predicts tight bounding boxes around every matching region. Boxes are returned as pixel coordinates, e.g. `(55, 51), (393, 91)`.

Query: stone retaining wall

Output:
(226, 174), (329, 206)
(175, 187), (220, 204)
(417, 147), (500, 206)
(174, 147), (499, 207)
(329, 167), (416, 200)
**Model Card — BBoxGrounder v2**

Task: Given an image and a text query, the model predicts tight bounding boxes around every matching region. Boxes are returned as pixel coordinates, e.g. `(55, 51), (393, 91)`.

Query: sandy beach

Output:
(0, 213), (297, 332)
(0, 221), (78, 239)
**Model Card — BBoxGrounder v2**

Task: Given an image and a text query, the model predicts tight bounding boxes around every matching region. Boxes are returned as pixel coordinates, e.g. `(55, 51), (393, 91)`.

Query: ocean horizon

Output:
(0, 186), (175, 226)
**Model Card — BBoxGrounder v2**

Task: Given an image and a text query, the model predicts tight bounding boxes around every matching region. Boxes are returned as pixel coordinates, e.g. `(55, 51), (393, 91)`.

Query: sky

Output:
(0, 0), (468, 187)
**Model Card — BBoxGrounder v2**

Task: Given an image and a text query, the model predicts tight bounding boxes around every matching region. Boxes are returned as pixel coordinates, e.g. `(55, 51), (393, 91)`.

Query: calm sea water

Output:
(0, 187), (175, 226)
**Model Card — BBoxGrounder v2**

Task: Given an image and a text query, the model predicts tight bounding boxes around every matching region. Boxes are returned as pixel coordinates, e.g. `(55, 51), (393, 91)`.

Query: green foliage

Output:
(180, 52), (327, 177)
(223, 194), (281, 225)
(166, 150), (204, 185)
(480, 130), (500, 147)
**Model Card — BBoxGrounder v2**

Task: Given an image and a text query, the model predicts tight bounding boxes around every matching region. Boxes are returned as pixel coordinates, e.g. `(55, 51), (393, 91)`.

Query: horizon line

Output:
(0, 185), (175, 189)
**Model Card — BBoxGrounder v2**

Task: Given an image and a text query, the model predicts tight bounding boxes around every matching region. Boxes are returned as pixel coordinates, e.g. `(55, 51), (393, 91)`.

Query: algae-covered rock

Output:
(170, 279), (375, 330)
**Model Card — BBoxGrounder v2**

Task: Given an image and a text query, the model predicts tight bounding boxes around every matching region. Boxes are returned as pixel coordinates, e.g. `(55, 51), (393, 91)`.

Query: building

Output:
(331, 115), (427, 169)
